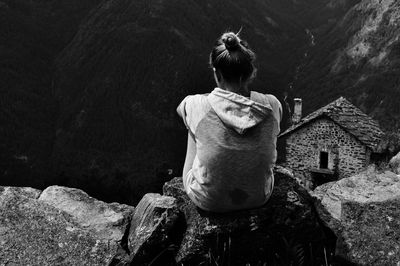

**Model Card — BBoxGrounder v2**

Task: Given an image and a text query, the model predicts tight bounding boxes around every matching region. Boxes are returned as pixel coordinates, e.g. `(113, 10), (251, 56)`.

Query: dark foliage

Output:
(1, 0), (399, 207)
(292, 0), (400, 130)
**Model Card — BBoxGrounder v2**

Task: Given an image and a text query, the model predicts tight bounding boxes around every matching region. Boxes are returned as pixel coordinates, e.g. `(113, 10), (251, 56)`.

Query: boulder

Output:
(0, 186), (134, 266)
(128, 193), (180, 265)
(39, 185), (134, 242)
(389, 151), (400, 174)
(312, 166), (400, 265)
(0, 186), (41, 199)
(162, 167), (326, 265)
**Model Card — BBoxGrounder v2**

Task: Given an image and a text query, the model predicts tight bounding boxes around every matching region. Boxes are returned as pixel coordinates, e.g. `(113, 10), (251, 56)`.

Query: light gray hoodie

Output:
(177, 88), (282, 212)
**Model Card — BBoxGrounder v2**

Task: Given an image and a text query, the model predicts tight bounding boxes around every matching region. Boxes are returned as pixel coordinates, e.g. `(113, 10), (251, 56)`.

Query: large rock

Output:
(128, 193), (180, 265)
(162, 166), (326, 265)
(39, 186), (134, 242)
(389, 151), (400, 174)
(0, 186), (134, 265)
(312, 166), (400, 265)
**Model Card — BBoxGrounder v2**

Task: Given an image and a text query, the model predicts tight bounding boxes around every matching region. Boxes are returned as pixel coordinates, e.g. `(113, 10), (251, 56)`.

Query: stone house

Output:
(279, 97), (384, 189)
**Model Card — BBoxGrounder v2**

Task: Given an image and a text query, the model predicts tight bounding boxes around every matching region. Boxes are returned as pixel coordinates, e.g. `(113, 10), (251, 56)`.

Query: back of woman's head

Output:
(210, 32), (256, 83)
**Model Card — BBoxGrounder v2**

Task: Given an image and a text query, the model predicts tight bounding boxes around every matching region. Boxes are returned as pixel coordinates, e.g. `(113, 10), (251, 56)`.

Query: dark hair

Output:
(210, 32), (256, 83)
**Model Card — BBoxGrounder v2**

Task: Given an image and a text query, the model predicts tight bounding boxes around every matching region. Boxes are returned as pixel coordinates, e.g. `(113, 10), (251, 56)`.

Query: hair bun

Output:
(222, 32), (240, 51)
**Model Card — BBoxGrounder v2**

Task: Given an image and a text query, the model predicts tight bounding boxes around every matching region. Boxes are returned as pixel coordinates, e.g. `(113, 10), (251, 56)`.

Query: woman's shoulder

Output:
(178, 93), (209, 110)
(250, 91), (282, 122)
(251, 91), (281, 108)
(177, 93), (212, 133)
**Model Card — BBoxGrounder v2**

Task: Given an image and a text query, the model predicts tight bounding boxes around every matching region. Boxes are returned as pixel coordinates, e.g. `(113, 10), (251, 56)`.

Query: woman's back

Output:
(177, 88), (281, 212)
(178, 31), (282, 212)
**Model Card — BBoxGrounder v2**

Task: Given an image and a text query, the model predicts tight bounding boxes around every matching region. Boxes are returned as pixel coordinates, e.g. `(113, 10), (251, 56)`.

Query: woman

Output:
(177, 32), (282, 212)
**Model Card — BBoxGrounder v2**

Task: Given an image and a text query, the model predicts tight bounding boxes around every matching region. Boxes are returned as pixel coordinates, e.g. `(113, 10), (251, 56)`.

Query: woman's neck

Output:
(219, 81), (249, 97)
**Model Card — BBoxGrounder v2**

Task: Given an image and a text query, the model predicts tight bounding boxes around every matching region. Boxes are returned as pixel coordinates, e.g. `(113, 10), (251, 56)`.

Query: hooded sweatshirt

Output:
(177, 88), (282, 212)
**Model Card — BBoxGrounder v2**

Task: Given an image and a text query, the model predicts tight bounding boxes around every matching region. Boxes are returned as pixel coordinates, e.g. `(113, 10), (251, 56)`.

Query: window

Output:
(320, 151), (328, 169)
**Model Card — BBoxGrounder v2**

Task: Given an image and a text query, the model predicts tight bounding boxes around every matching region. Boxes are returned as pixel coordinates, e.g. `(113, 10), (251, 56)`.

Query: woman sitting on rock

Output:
(177, 32), (282, 212)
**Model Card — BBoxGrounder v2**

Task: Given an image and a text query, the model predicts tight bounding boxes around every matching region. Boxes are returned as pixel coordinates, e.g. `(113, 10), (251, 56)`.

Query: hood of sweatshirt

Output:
(207, 88), (273, 134)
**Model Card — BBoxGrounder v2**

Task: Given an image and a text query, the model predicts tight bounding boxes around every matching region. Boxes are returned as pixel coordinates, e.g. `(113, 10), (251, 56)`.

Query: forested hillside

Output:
(1, 0), (398, 205)
(293, 0), (400, 131)
(52, 0), (314, 203)
(0, 0), (101, 188)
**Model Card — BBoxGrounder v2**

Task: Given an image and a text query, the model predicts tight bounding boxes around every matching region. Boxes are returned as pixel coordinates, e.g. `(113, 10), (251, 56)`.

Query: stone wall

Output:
(285, 117), (370, 189)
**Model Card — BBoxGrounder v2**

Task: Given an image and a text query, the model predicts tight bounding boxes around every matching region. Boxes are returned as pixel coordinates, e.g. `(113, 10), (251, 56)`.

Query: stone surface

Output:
(0, 186), (42, 199)
(389, 151), (400, 174)
(0, 186), (134, 266)
(128, 193), (180, 265)
(312, 167), (400, 265)
(338, 199), (400, 265)
(39, 185), (134, 242)
(163, 167), (326, 265)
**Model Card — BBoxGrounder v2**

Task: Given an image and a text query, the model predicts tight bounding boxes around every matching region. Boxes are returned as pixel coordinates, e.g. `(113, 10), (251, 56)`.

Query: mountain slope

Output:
(0, 0), (101, 186)
(2, 0), (398, 205)
(293, 0), (400, 131)
(53, 0), (323, 203)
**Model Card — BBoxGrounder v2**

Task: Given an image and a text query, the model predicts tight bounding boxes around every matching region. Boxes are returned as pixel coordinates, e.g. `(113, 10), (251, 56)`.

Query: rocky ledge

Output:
(0, 167), (328, 265)
(0, 186), (134, 265)
(312, 165), (400, 266)
(3, 164), (400, 265)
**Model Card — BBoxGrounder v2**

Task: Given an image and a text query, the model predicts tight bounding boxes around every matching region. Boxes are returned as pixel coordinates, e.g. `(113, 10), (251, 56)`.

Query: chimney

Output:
(292, 98), (302, 124)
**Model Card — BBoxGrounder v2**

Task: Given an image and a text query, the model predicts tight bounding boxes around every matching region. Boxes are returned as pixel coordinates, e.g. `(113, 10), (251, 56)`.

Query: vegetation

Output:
(147, 227), (341, 266)
(292, 0), (400, 129)
(0, 0), (311, 205)
(1, 0), (400, 208)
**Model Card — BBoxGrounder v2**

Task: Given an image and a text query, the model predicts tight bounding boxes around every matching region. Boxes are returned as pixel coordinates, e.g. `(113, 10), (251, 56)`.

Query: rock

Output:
(389, 152), (400, 174)
(162, 167), (326, 265)
(39, 185), (134, 242)
(0, 186), (42, 199)
(0, 186), (134, 266)
(128, 193), (180, 265)
(312, 167), (400, 265)
(338, 199), (400, 265)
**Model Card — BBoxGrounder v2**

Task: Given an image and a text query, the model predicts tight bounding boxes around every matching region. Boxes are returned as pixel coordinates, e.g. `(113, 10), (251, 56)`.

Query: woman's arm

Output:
(182, 132), (197, 178)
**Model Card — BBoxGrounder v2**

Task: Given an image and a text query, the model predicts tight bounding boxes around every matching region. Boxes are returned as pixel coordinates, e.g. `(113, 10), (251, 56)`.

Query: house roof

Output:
(279, 97), (384, 152)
